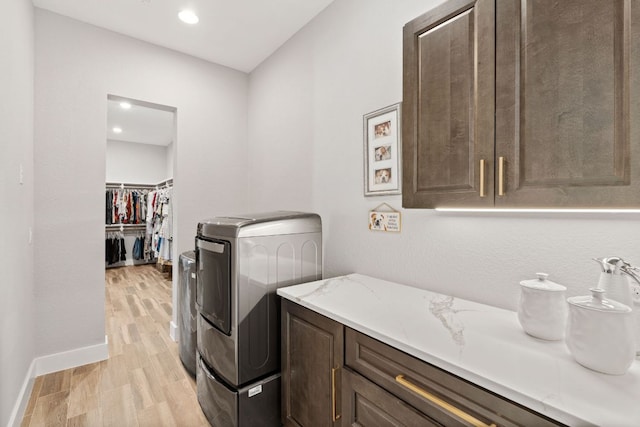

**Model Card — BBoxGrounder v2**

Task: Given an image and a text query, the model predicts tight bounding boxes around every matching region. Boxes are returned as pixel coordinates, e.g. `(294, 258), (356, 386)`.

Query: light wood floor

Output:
(21, 265), (210, 427)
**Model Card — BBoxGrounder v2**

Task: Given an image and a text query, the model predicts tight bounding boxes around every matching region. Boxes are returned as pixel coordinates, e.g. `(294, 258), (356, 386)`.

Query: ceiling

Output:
(37, 0), (336, 145)
(107, 97), (175, 146)
(32, 0), (335, 73)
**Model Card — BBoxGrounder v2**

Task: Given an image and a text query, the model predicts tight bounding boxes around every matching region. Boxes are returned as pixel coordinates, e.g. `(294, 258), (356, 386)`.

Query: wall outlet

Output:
(631, 283), (640, 304)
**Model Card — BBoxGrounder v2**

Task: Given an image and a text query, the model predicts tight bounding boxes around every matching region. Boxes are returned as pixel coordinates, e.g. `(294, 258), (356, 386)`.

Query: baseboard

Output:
(7, 336), (109, 427)
(34, 335), (109, 377)
(7, 360), (36, 427)
(169, 321), (178, 342)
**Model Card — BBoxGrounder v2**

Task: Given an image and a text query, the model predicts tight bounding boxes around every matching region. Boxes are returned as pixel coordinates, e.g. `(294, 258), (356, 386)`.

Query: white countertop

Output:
(277, 274), (640, 427)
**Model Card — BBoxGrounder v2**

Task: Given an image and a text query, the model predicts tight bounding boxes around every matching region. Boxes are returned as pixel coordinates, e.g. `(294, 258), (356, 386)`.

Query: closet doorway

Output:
(104, 94), (177, 333)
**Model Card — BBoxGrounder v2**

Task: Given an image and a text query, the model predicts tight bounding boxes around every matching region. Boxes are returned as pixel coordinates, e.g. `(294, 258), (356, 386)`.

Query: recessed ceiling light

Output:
(120, 102), (132, 109)
(178, 10), (199, 24)
(113, 127), (122, 134)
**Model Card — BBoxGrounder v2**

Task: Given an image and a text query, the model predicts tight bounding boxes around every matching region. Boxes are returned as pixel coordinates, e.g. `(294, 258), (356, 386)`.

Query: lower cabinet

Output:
(281, 299), (344, 427)
(282, 301), (564, 427)
(344, 328), (562, 427)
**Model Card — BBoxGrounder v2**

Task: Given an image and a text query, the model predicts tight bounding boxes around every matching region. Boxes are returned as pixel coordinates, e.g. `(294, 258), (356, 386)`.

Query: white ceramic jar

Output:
(518, 273), (567, 341)
(566, 288), (635, 375)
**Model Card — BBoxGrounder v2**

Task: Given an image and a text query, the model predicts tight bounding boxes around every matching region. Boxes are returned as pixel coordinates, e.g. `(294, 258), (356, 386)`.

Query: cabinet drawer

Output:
(342, 368), (443, 427)
(345, 328), (563, 427)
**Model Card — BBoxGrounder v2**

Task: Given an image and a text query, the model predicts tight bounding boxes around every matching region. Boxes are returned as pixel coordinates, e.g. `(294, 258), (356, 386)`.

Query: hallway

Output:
(21, 265), (208, 426)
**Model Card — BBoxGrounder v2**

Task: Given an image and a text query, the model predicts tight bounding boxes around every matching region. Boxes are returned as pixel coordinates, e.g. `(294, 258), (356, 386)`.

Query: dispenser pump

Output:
(594, 256), (633, 308)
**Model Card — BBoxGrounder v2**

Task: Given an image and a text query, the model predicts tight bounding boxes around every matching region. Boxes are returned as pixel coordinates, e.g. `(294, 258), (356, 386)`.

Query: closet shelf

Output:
(105, 224), (146, 233)
(106, 178), (173, 190)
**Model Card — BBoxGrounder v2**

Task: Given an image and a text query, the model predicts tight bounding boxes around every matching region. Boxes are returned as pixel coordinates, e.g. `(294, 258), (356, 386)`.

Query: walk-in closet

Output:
(105, 95), (176, 277)
(105, 179), (173, 270)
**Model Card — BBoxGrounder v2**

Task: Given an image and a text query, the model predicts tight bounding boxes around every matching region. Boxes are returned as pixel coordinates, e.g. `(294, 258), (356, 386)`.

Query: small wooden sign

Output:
(368, 203), (401, 232)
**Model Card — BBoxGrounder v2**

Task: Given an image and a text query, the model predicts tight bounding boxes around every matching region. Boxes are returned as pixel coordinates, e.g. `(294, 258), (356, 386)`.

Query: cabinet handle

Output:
(498, 156), (505, 196)
(332, 367), (341, 422)
(395, 375), (496, 427)
(479, 159), (486, 197)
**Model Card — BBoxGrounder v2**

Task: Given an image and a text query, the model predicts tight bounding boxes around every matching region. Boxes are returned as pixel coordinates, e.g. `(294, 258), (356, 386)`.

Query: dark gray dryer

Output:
(195, 211), (322, 427)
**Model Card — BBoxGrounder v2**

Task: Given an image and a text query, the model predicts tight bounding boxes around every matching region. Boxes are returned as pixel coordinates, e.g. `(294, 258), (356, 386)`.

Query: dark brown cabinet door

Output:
(403, 0), (496, 208)
(404, 0), (640, 209)
(341, 368), (443, 427)
(495, 0), (640, 208)
(281, 299), (344, 427)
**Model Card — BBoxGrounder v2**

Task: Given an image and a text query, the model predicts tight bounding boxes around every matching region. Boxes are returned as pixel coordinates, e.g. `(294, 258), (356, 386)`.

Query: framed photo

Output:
(363, 103), (401, 196)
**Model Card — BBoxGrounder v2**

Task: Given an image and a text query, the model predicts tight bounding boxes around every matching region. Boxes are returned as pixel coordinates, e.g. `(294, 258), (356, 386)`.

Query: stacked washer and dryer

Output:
(192, 211), (322, 426)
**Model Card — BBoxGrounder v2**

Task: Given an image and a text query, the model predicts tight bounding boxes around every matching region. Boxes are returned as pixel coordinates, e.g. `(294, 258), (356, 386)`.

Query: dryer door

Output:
(196, 238), (232, 335)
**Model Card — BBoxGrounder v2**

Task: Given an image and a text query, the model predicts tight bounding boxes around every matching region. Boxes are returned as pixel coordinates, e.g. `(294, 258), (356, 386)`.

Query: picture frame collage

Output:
(363, 103), (401, 196)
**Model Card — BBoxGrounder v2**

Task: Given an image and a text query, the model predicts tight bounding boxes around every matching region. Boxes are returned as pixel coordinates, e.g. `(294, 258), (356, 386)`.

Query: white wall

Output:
(106, 139), (171, 184)
(248, 0), (640, 309)
(165, 141), (175, 181)
(34, 9), (248, 358)
(248, 27), (315, 211)
(0, 0), (35, 425)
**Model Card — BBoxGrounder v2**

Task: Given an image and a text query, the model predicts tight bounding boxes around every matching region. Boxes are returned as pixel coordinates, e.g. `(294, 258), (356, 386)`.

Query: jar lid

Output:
(567, 288), (632, 313)
(520, 273), (567, 291)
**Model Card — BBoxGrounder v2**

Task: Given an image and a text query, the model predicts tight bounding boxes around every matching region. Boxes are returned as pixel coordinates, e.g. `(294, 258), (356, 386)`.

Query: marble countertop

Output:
(277, 273), (640, 427)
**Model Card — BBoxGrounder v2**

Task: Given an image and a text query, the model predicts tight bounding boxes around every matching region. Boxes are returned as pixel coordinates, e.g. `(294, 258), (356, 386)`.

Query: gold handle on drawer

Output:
(395, 375), (496, 427)
(498, 156), (505, 196)
(479, 159), (486, 197)
(332, 367), (341, 422)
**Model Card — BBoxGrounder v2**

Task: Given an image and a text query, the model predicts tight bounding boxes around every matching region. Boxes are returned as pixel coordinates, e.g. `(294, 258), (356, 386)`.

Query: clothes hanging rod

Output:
(105, 224), (146, 231)
(105, 178), (173, 190)
(106, 182), (155, 189)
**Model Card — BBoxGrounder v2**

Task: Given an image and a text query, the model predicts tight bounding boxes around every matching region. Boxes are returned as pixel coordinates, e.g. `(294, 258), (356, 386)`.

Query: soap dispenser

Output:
(594, 256), (640, 357)
(619, 263), (640, 358)
(593, 257), (632, 307)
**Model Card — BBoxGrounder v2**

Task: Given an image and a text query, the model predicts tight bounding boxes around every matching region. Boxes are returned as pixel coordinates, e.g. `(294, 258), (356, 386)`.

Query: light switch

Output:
(28, 227), (33, 245)
(19, 164), (24, 185)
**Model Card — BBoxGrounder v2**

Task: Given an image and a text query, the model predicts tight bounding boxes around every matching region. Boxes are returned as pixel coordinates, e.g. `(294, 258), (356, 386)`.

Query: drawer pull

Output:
(332, 367), (341, 422)
(479, 159), (486, 197)
(498, 156), (505, 196)
(395, 375), (496, 427)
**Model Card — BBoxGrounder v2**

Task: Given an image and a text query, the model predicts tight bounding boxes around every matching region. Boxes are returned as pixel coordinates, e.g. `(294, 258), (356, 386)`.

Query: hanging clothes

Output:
(132, 235), (145, 260)
(145, 186), (173, 263)
(119, 236), (126, 261)
(105, 188), (149, 226)
(106, 182), (170, 267)
(106, 190), (113, 225)
(105, 233), (127, 266)
(158, 187), (173, 262)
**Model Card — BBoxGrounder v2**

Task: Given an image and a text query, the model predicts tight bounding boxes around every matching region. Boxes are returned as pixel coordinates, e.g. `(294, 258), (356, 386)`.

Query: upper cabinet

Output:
(403, 0), (640, 209)
(402, 0), (495, 208)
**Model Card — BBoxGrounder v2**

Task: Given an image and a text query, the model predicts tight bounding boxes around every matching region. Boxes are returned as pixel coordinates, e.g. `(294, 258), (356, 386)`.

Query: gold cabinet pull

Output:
(479, 159), (486, 197)
(498, 156), (505, 196)
(332, 368), (341, 422)
(395, 375), (496, 427)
